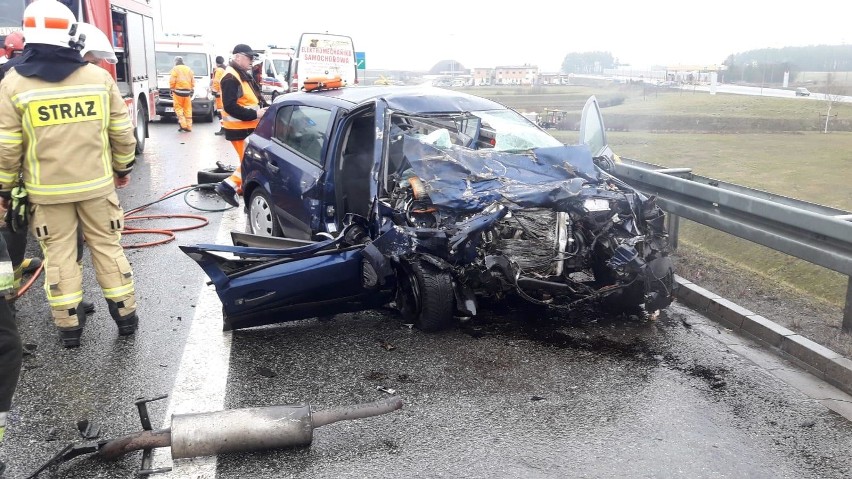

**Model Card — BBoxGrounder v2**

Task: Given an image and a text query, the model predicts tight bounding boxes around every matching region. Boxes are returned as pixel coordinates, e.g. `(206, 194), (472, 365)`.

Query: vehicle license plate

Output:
(165, 107), (175, 113)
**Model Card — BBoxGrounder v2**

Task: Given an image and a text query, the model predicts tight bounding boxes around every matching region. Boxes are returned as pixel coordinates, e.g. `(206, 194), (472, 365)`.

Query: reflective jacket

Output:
(169, 64), (194, 97)
(211, 65), (225, 109)
(0, 64), (136, 204)
(221, 63), (267, 141)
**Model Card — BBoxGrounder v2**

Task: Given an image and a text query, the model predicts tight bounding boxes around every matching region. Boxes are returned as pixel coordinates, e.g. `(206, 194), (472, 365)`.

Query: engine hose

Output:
(15, 184), (234, 297)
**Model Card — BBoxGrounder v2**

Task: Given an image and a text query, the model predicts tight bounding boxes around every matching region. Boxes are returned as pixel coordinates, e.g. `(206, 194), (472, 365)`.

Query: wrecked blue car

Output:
(181, 87), (675, 331)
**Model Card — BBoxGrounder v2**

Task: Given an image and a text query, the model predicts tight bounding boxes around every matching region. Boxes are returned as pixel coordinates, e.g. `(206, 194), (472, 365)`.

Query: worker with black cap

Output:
(214, 44), (269, 207)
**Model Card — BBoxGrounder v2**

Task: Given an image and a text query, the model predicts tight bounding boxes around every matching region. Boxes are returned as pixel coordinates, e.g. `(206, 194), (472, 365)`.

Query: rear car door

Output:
(249, 103), (333, 239)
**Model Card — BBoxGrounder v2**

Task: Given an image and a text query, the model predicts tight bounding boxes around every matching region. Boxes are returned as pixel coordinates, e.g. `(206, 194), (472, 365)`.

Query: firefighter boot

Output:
(107, 299), (138, 336)
(57, 306), (87, 348)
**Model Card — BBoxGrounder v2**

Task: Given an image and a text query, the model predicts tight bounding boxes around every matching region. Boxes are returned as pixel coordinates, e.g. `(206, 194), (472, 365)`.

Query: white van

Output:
(154, 34), (217, 122)
(257, 47), (295, 101)
(289, 33), (357, 92)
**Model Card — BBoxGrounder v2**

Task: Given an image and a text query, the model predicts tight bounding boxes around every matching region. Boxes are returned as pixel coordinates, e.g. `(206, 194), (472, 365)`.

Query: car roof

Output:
(280, 85), (508, 114)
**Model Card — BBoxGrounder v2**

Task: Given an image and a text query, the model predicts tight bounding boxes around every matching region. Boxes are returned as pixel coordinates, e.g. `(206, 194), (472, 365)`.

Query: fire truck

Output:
(0, 0), (158, 153)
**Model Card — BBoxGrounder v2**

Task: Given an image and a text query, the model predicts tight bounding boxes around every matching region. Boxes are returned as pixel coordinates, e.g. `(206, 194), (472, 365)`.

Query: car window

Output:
(273, 105), (331, 165)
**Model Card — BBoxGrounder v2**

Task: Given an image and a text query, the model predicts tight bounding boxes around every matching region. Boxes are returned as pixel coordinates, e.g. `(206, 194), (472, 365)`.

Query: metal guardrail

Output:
(608, 156), (852, 331)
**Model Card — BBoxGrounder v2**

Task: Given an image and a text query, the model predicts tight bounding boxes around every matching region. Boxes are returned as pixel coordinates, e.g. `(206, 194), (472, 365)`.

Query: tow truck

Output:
(0, 0), (158, 153)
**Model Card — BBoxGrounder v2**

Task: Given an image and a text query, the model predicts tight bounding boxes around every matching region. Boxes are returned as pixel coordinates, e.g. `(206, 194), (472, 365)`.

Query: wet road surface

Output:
(3, 120), (852, 478)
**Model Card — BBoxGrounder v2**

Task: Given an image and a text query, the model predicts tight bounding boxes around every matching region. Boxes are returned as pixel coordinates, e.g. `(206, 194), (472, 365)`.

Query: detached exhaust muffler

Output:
(99, 396), (403, 461)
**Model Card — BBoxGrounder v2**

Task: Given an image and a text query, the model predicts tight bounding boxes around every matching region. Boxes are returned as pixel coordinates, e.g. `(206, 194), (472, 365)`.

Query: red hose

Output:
(16, 185), (216, 296)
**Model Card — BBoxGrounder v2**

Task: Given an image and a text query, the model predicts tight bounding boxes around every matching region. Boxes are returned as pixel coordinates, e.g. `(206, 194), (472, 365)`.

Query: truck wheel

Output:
(134, 106), (147, 154)
(396, 258), (454, 332)
(271, 91), (279, 102)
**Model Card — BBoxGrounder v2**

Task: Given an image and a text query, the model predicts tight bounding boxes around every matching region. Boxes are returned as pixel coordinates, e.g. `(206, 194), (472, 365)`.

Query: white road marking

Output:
(153, 206), (245, 477)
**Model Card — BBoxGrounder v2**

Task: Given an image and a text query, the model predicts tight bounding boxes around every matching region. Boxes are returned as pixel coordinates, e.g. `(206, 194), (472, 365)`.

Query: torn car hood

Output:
(403, 140), (603, 212)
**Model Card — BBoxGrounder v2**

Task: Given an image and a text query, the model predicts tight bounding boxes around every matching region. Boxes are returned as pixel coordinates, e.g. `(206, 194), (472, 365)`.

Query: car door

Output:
(180, 223), (401, 330)
(578, 95), (612, 158)
(261, 103), (333, 239)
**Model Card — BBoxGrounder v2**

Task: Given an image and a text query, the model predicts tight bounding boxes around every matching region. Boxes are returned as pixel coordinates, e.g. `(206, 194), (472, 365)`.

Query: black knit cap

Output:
(232, 44), (258, 59)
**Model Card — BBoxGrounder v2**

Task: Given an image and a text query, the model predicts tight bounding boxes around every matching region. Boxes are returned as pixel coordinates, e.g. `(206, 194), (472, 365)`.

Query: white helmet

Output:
(76, 22), (116, 64)
(22, 0), (78, 48)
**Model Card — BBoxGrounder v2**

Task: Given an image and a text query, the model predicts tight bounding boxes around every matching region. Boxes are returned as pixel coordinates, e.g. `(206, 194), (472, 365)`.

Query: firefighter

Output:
(169, 56), (194, 132)
(211, 55), (226, 136)
(3, 31), (24, 61)
(0, 0), (140, 348)
(1, 26), (95, 314)
(76, 22), (118, 65)
(0, 233), (20, 477)
(2, 31), (45, 293)
(214, 44), (268, 207)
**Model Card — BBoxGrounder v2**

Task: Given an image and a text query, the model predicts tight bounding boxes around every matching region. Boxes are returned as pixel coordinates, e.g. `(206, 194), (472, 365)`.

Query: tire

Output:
(271, 91), (279, 102)
(592, 253), (644, 314)
(134, 105), (147, 154)
(644, 257), (675, 312)
(247, 188), (283, 237)
(196, 167), (233, 184)
(396, 258), (454, 332)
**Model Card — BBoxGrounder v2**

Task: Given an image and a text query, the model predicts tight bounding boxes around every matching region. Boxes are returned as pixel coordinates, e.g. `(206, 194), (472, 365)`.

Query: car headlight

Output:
(193, 87), (211, 100)
(583, 198), (610, 212)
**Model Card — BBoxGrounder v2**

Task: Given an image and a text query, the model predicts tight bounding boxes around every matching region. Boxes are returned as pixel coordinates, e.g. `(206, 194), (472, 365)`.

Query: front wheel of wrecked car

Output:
(644, 256), (675, 313)
(592, 255), (645, 314)
(248, 189), (283, 237)
(396, 258), (454, 332)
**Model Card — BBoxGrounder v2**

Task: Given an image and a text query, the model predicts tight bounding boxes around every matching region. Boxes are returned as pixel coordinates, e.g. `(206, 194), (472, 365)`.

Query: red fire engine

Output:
(0, 0), (158, 153)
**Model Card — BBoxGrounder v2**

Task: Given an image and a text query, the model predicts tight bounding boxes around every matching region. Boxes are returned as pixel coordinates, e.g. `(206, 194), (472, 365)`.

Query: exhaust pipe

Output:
(99, 397), (403, 460)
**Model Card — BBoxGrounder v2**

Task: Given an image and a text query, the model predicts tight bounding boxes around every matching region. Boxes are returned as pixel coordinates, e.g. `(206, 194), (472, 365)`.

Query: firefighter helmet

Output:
(4, 31), (25, 59)
(22, 0), (78, 48)
(76, 22), (116, 64)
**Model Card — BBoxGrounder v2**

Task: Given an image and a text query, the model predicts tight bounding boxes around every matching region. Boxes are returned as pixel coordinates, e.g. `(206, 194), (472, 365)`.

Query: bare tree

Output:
(822, 72), (846, 133)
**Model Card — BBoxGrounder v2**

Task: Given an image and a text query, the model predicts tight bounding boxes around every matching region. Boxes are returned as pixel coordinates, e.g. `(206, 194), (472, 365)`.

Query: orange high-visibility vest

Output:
(212, 66), (225, 110)
(221, 66), (260, 130)
(169, 64), (194, 96)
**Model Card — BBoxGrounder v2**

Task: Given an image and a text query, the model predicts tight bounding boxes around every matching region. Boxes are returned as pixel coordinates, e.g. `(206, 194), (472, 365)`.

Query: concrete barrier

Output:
(675, 276), (852, 396)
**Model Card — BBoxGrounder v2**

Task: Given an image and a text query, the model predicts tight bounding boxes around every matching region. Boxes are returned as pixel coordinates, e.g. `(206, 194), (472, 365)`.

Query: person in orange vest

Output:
(211, 55), (226, 136)
(169, 56), (195, 132)
(214, 44), (268, 207)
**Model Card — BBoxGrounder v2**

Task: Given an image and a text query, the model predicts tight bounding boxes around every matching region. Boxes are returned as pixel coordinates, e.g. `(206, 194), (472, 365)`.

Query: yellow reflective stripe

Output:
(0, 261), (13, 294)
(0, 171), (17, 184)
(47, 290), (83, 308)
(109, 118), (131, 130)
(22, 110), (39, 182)
(100, 92), (111, 173)
(0, 131), (22, 144)
(114, 151), (135, 165)
(24, 174), (113, 195)
(103, 281), (134, 299)
(12, 84), (109, 108)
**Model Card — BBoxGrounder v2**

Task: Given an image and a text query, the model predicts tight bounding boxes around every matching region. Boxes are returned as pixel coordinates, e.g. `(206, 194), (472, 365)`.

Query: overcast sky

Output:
(154, 0), (852, 71)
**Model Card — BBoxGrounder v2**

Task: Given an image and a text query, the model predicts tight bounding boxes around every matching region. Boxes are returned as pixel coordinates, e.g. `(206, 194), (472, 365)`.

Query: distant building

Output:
(494, 65), (539, 85)
(472, 68), (493, 86)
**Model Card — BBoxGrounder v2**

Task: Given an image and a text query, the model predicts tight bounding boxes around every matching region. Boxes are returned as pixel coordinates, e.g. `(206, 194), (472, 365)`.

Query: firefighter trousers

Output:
(30, 191), (136, 329)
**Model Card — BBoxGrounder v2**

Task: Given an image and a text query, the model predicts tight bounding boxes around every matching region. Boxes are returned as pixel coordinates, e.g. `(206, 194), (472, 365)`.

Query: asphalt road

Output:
(2, 120), (852, 479)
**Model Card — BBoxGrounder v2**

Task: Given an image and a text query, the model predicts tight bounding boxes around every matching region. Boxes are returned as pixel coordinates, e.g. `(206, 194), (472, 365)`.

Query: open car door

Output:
(578, 95), (613, 158)
(179, 222), (397, 330)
